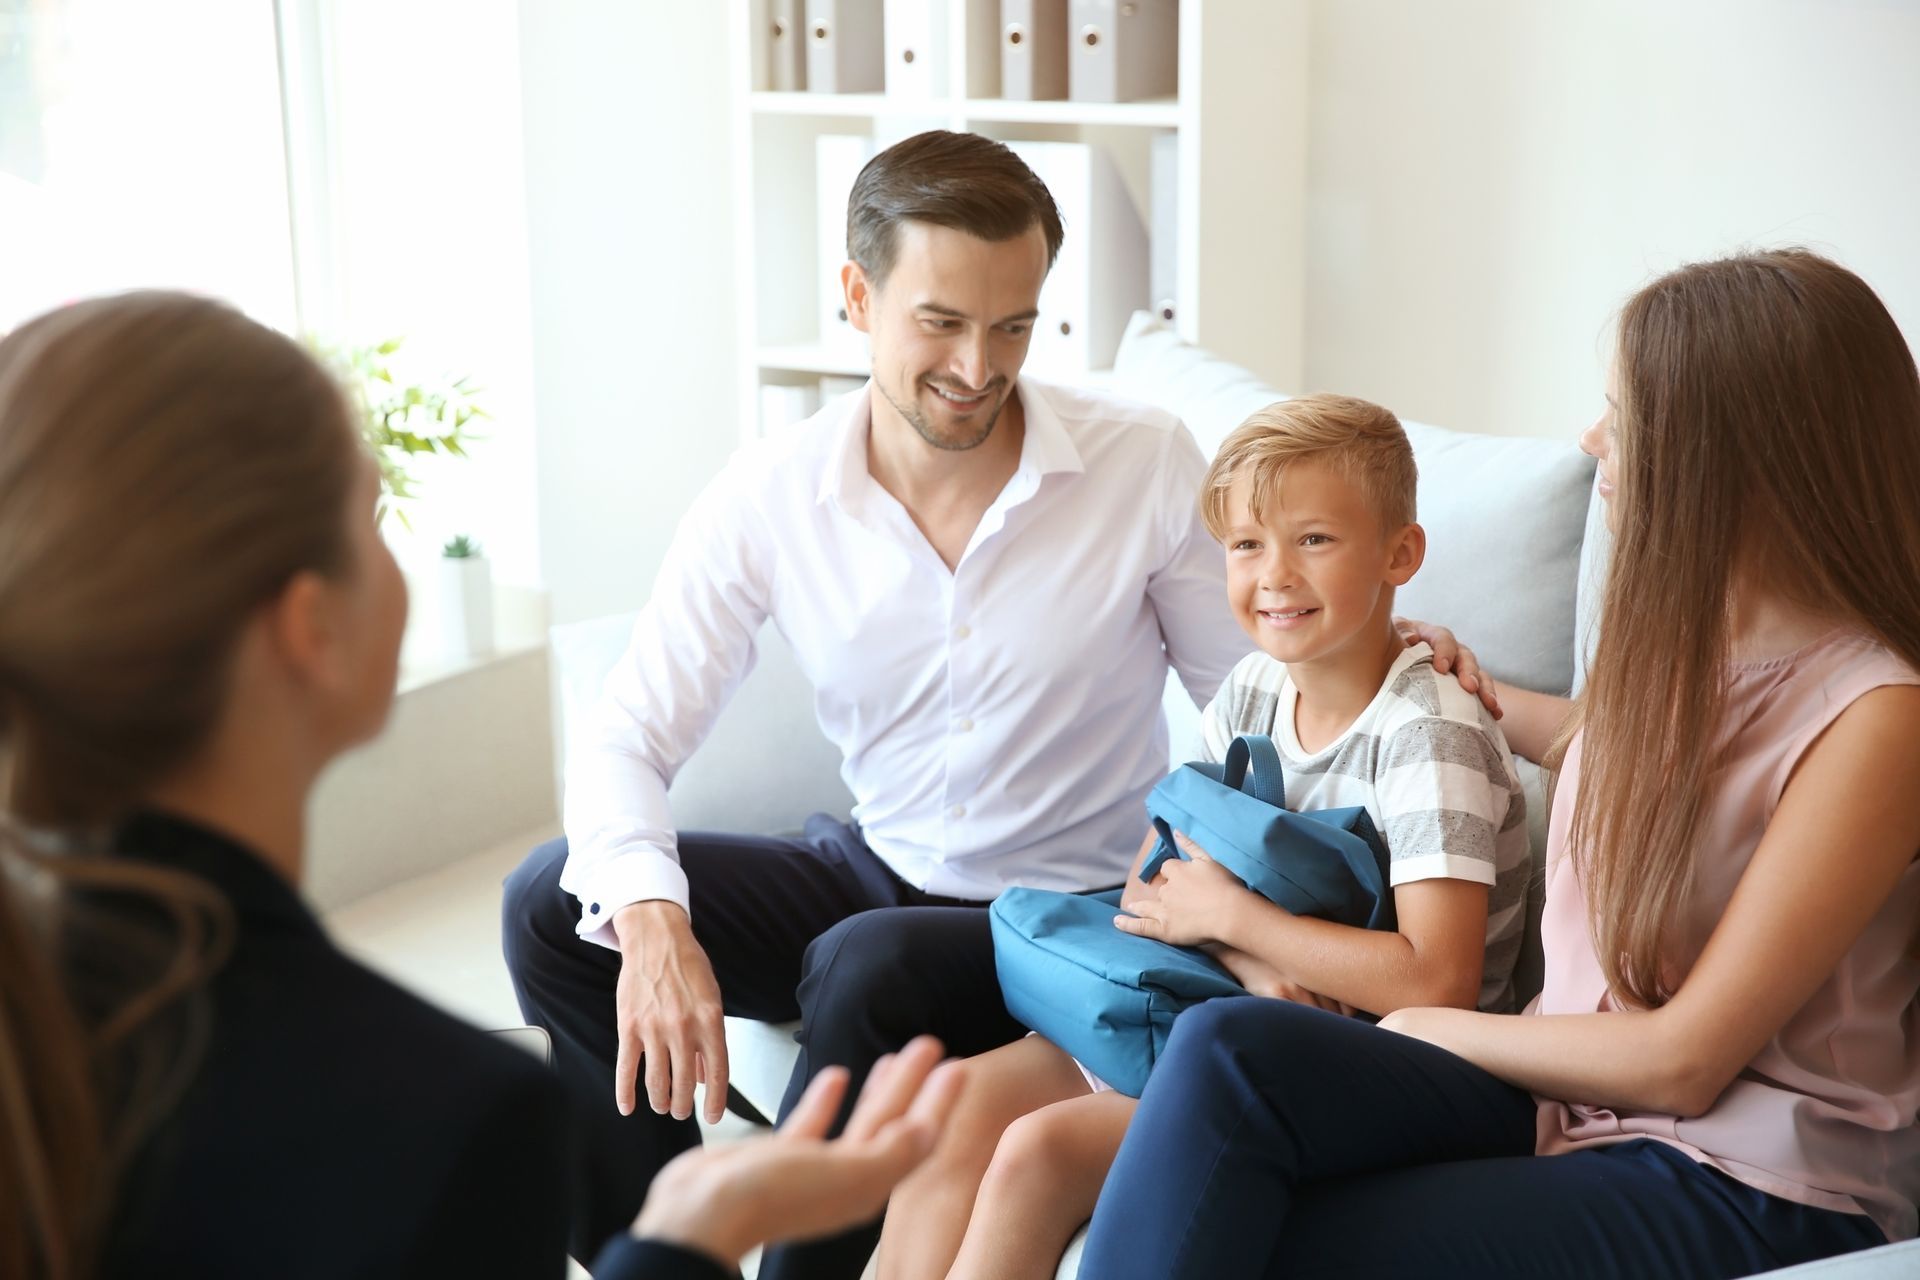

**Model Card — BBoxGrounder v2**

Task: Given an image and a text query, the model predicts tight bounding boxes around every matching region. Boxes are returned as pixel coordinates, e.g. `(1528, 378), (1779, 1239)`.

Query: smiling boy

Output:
(1120, 395), (1531, 1020)
(873, 394), (1531, 1280)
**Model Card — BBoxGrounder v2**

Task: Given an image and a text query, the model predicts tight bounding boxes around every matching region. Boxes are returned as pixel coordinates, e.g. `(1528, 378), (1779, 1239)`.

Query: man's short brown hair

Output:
(1200, 394), (1418, 539)
(847, 130), (1065, 288)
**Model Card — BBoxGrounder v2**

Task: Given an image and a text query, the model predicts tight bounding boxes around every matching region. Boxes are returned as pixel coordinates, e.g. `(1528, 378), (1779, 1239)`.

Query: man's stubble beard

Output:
(876, 375), (1008, 453)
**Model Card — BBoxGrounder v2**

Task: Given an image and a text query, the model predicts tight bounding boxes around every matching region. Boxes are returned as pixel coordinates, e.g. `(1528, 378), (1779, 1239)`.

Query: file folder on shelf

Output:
(885, 0), (948, 99)
(806, 0), (884, 94)
(1006, 140), (1148, 375)
(1002, 0), (1069, 101)
(1149, 130), (1178, 322)
(1068, 0), (1177, 104)
(766, 0), (807, 91)
(817, 134), (878, 362)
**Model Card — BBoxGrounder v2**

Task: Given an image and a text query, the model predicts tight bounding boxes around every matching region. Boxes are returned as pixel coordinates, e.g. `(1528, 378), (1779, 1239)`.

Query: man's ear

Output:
(1384, 521), (1426, 586)
(263, 570), (345, 692)
(843, 261), (875, 335)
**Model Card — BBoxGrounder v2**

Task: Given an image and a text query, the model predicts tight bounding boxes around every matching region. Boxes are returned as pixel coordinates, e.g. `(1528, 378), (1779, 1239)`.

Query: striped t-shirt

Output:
(1199, 643), (1529, 1012)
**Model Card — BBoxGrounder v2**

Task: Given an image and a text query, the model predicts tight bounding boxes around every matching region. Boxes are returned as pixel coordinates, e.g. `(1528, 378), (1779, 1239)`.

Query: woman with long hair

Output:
(0, 291), (957, 1280)
(1075, 248), (1920, 1277)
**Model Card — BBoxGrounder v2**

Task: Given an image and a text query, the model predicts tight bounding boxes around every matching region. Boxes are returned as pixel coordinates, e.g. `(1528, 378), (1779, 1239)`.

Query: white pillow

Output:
(1111, 314), (1596, 695)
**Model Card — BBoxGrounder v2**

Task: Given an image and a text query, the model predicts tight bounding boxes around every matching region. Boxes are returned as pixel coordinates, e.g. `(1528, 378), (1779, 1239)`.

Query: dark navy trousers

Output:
(1080, 997), (1887, 1279)
(500, 815), (1025, 1275)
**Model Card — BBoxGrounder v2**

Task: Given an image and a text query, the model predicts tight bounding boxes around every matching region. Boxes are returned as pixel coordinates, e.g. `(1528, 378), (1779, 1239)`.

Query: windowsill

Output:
(397, 638), (545, 696)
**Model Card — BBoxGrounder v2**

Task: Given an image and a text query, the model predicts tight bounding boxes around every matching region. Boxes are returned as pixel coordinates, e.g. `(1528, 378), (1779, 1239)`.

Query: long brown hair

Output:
(0, 292), (361, 1278)
(1565, 249), (1920, 1008)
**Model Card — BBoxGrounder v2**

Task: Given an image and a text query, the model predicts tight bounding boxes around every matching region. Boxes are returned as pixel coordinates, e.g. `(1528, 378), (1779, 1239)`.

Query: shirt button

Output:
(957, 717), (974, 732)
(954, 624), (972, 640)
(950, 804), (966, 819)
(589, 903), (601, 915)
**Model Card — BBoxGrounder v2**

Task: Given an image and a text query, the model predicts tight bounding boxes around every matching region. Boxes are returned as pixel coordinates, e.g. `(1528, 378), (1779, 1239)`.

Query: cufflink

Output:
(590, 903), (601, 914)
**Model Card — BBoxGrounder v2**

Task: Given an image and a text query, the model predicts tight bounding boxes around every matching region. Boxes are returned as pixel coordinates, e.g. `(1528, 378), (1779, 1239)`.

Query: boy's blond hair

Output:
(1200, 394), (1417, 540)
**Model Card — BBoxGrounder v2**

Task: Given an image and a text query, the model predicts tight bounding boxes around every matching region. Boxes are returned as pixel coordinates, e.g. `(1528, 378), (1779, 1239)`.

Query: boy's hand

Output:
(1113, 831), (1258, 947)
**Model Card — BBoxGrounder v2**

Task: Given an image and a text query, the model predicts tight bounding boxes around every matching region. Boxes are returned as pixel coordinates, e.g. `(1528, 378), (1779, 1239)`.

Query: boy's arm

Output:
(1211, 877), (1488, 1016)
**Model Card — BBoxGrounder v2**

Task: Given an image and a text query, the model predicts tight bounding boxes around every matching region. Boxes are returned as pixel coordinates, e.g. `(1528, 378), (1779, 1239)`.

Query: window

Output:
(0, 0), (296, 333)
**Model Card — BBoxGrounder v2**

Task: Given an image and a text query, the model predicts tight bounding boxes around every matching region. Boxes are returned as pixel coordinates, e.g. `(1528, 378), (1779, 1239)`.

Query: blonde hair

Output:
(0, 291), (362, 1278)
(1561, 249), (1920, 1009)
(1200, 394), (1417, 541)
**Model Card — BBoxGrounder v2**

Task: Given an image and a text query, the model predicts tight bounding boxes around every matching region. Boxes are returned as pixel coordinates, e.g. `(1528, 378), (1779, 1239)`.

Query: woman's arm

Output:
(1383, 684), (1920, 1116)
(1485, 683), (1572, 767)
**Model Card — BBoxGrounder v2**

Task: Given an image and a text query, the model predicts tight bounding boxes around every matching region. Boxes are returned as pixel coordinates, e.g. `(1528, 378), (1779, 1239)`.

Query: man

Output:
(502, 129), (1245, 1276)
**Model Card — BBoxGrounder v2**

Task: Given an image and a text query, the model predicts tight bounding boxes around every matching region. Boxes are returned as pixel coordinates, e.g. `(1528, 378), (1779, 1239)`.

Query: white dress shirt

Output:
(561, 376), (1245, 947)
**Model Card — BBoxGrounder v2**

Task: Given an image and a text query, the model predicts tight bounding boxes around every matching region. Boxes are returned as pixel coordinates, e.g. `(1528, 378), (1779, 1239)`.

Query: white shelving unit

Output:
(726, 0), (1308, 438)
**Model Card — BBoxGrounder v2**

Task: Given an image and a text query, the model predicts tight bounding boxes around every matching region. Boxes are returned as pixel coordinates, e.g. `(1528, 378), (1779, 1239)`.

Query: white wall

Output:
(516, 0), (740, 626)
(1304, 0), (1920, 440)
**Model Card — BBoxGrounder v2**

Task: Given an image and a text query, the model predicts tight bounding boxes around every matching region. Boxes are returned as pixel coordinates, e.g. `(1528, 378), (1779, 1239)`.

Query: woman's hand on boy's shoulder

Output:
(1395, 616), (1502, 720)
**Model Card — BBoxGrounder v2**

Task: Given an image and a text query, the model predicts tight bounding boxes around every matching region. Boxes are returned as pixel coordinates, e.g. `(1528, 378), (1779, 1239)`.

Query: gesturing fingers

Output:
(844, 1036), (945, 1144)
(778, 1066), (851, 1143)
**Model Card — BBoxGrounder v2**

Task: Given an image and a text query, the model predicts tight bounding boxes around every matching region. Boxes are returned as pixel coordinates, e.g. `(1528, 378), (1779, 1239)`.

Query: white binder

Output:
(805, 0), (885, 95)
(1007, 141), (1148, 375)
(768, 0), (807, 91)
(885, 0), (948, 99)
(817, 134), (878, 361)
(1149, 130), (1178, 322)
(1002, 0), (1069, 101)
(1068, 0), (1178, 104)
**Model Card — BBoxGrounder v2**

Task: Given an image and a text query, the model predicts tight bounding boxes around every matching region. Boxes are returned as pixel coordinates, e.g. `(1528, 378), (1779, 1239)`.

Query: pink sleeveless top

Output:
(1532, 630), (1920, 1242)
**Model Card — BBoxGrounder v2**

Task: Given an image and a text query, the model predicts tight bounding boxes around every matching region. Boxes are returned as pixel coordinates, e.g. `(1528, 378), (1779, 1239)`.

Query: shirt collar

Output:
(816, 376), (1085, 510)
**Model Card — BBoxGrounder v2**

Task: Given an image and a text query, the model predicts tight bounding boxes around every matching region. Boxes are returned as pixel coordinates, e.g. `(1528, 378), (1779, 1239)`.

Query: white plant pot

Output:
(439, 554), (494, 662)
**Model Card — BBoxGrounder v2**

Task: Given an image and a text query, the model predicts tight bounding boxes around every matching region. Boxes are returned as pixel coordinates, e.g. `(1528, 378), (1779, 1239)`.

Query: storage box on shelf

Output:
(727, 0), (1307, 439)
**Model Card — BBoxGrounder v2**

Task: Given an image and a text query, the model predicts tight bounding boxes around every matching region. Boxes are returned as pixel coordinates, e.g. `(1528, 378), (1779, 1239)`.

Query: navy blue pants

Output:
(1081, 998), (1886, 1279)
(500, 816), (1025, 1274)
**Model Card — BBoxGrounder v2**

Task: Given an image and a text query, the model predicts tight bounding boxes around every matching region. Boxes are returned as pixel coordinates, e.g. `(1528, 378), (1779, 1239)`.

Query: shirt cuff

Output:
(572, 851), (692, 950)
(588, 1235), (737, 1280)
(1388, 852), (1497, 888)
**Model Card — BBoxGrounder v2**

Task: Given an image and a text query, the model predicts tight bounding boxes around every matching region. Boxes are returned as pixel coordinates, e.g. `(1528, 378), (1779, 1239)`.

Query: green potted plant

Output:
(312, 336), (487, 528)
(438, 533), (492, 661)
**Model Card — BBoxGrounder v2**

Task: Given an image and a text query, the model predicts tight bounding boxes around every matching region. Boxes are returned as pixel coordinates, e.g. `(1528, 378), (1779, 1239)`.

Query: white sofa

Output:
(551, 314), (1914, 1278)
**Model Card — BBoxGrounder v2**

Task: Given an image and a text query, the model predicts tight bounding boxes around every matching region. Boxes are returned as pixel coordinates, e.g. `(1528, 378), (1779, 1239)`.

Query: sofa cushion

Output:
(1110, 313), (1597, 696)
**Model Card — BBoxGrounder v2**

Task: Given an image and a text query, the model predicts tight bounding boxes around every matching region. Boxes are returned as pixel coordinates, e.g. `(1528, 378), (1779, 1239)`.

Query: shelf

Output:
(749, 91), (1181, 128)
(757, 342), (871, 377)
(960, 97), (1181, 127)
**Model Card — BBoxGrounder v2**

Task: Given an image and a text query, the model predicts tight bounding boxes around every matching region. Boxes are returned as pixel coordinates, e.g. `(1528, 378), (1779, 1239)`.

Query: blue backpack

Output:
(990, 735), (1394, 1097)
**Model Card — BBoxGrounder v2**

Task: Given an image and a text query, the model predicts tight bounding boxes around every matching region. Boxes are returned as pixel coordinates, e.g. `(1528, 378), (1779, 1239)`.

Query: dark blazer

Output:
(98, 811), (573, 1278)
(97, 812), (736, 1279)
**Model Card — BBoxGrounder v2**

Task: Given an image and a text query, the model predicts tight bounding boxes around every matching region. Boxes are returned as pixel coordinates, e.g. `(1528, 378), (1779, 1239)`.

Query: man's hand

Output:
(613, 900), (729, 1124)
(631, 1035), (963, 1267)
(1394, 615), (1501, 719)
(1113, 831), (1257, 948)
